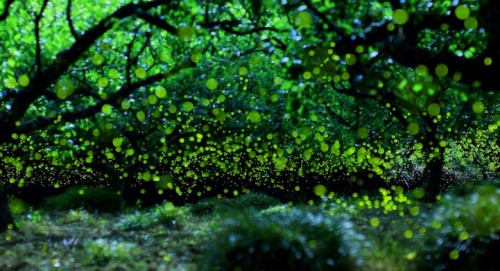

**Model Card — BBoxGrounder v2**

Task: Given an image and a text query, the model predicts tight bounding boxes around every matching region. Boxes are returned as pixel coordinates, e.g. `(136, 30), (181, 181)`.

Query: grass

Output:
(0, 182), (498, 271)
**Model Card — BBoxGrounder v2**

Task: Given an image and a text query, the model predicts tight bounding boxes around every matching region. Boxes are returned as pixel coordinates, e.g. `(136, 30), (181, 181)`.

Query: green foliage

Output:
(40, 187), (122, 213)
(198, 208), (357, 271)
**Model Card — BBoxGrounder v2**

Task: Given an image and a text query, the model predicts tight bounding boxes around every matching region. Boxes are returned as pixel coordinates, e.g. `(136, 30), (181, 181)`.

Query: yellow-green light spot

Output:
(404, 230), (413, 239)
(464, 17), (478, 30)
(346, 54), (357, 65)
(18, 75), (30, 87)
(416, 64), (428, 76)
(294, 11), (313, 28)
(92, 54), (104, 65)
(183, 101), (194, 112)
(449, 250), (459, 260)
(407, 123), (419, 135)
(303, 71), (312, 79)
(435, 63), (448, 77)
(432, 220), (442, 229)
(357, 127), (369, 139)
(206, 78), (218, 90)
(472, 101), (485, 114)
(274, 77), (283, 85)
(169, 105), (177, 114)
(177, 26), (195, 40)
(155, 86), (167, 98)
(112, 137), (123, 148)
(275, 157), (288, 171)
(135, 67), (146, 79)
(148, 95), (158, 105)
(4, 76), (17, 88)
(101, 104), (112, 114)
(458, 231), (469, 241)
(121, 100), (131, 110)
(427, 103), (441, 116)
(55, 79), (75, 99)
(484, 57), (493, 66)
(313, 184), (327, 197)
(247, 110), (261, 123)
(108, 68), (119, 79)
(98, 77), (109, 88)
(369, 217), (380, 227)
(455, 5), (470, 20)
(217, 95), (225, 103)
(409, 206), (419, 216)
(392, 9), (409, 25)
(406, 251), (417, 261)
(136, 111), (146, 122)
(412, 83), (423, 92)
(238, 66), (248, 75)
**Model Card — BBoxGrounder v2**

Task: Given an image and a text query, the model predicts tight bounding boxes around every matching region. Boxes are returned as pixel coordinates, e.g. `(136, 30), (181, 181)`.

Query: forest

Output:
(0, 0), (499, 270)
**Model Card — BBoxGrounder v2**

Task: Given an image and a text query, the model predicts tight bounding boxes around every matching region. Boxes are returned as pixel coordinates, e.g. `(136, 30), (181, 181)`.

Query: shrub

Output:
(418, 183), (500, 271)
(190, 193), (280, 216)
(198, 208), (357, 271)
(41, 187), (122, 212)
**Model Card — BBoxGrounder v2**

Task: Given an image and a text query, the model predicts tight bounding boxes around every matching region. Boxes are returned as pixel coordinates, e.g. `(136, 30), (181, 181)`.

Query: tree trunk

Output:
(421, 151), (445, 202)
(0, 179), (15, 232)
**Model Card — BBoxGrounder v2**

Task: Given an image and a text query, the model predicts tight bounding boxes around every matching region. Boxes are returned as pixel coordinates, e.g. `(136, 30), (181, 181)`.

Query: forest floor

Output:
(0, 180), (498, 271)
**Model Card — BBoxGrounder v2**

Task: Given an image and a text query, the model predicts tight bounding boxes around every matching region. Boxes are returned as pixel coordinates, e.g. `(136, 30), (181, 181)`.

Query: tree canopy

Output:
(1, 0), (500, 231)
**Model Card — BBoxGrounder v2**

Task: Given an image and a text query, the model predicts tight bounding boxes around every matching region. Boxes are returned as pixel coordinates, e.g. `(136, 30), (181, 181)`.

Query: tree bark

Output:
(420, 150), (445, 202)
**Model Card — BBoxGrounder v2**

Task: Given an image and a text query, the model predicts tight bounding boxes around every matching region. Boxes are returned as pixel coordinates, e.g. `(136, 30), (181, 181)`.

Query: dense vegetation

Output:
(0, 0), (499, 268)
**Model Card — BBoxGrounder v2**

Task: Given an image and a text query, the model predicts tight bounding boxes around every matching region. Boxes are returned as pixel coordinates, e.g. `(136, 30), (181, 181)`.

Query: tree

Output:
(2, 0), (500, 232)
(276, 0), (500, 200)
(0, 0), (278, 231)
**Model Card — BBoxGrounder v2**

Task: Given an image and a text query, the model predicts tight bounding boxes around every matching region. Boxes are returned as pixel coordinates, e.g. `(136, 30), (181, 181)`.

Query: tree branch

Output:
(0, 0), (15, 21)
(322, 102), (352, 127)
(7, 1), (168, 129)
(66, 0), (79, 39)
(34, 0), (49, 74)
(136, 12), (177, 35)
(17, 58), (196, 134)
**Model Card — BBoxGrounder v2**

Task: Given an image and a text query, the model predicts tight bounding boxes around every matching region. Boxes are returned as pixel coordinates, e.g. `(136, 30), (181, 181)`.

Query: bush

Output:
(418, 183), (500, 271)
(190, 193), (280, 216)
(198, 208), (357, 271)
(41, 187), (122, 212)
